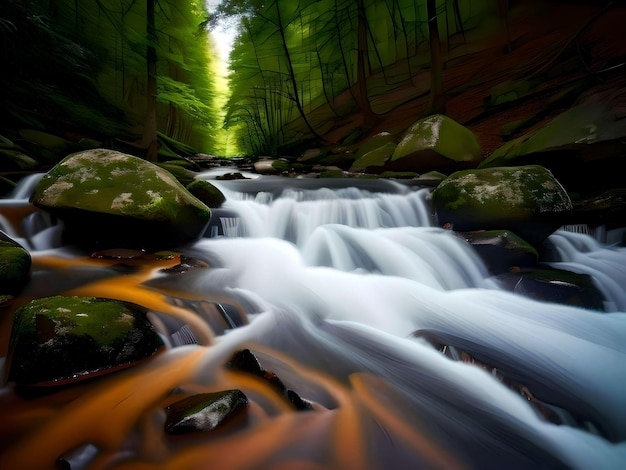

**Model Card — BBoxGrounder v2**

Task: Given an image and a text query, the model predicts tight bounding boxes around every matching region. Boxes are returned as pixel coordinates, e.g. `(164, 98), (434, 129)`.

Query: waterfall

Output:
(175, 181), (626, 467)
(210, 180), (433, 245)
(2, 177), (626, 469)
(547, 230), (626, 311)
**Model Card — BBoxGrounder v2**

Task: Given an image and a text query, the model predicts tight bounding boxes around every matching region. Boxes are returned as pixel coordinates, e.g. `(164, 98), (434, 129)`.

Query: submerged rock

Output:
(164, 389), (248, 434)
(0, 231), (31, 295)
(5, 296), (164, 387)
(30, 149), (211, 250)
(388, 115), (482, 173)
(457, 230), (538, 275)
(432, 165), (572, 246)
(226, 349), (313, 411)
(492, 267), (606, 311)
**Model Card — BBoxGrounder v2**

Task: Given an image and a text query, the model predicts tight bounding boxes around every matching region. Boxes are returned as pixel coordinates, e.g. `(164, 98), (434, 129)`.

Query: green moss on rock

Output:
(391, 115), (482, 165)
(432, 165), (572, 245)
(186, 179), (226, 208)
(0, 232), (31, 295)
(6, 295), (164, 387)
(350, 141), (396, 172)
(30, 149), (211, 249)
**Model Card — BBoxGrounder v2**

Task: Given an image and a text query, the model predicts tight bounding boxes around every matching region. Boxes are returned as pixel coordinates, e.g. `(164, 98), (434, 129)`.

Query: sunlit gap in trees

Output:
(206, 1), (239, 157)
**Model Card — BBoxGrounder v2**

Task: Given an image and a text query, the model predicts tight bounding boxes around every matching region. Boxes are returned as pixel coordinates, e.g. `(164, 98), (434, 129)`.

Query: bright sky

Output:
(205, 1), (236, 66)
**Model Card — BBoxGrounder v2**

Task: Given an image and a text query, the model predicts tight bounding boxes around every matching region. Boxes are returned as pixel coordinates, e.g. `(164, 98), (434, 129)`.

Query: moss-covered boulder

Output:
(432, 165), (572, 246)
(30, 149), (211, 250)
(350, 141), (397, 173)
(0, 232), (31, 295)
(5, 296), (164, 387)
(186, 179), (226, 208)
(387, 115), (482, 173)
(480, 101), (626, 195)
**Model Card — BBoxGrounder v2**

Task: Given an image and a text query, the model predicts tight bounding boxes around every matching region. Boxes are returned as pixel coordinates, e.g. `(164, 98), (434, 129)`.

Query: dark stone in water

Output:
(159, 255), (208, 274)
(458, 229), (538, 275)
(226, 349), (314, 411)
(91, 248), (148, 260)
(5, 296), (165, 387)
(164, 389), (248, 434)
(492, 267), (606, 311)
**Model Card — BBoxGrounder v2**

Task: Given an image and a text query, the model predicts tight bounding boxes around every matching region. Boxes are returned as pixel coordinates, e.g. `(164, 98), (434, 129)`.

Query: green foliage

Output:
(0, 0), (222, 154)
(0, 0), (128, 136)
(220, 0), (496, 155)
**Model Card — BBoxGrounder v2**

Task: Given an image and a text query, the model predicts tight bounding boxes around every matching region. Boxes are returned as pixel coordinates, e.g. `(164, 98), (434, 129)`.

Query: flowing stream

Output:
(1, 174), (626, 469)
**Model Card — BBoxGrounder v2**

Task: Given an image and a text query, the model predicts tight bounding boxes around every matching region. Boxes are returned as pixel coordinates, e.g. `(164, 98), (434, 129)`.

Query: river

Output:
(1, 170), (625, 469)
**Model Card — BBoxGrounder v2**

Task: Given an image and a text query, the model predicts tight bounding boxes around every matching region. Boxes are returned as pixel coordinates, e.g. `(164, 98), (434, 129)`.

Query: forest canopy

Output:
(216, 0), (500, 156)
(2, 1), (617, 159)
(0, 0), (221, 157)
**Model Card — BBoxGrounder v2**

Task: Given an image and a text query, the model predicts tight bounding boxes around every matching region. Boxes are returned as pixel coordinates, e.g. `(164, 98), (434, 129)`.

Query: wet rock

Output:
(298, 147), (326, 162)
(215, 172), (248, 180)
(30, 149), (211, 250)
(388, 115), (482, 173)
(186, 178), (226, 208)
(0, 231), (31, 295)
(348, 132), (396, 173)
(5, 296), (164, 387)
(164, 389), (248, 434)
(159, 255), (208, 274)
(226, 349), (313, 411)
(350, 141), (397, 173)
(458, 230), (538, 275)
(91, 248), (148, 260)
(253, 158), (279, 175)
(492, 267), (606, 311)
(432, 165), (572, 246)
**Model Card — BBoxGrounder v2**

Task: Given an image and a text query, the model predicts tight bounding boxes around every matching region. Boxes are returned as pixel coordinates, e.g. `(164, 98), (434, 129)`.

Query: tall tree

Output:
(139, 0), (158, 161)
(426, 0), (446, 115)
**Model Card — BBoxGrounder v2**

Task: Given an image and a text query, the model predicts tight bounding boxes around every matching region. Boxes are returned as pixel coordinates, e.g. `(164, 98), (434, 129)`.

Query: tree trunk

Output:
(426, 0), (446, 115)
(273, 1), (325, 143)
(140, 0), (158, 162)
(356, 0), (377, 125)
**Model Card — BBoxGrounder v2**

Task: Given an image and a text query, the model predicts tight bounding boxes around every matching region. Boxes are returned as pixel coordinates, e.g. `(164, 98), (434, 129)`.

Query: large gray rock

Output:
(432, 165), (572, 245)
(30, 149), (211, 249)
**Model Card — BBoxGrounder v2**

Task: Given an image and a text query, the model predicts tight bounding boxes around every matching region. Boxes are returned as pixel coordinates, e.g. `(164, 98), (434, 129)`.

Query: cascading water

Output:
(1, 176), (626, 469)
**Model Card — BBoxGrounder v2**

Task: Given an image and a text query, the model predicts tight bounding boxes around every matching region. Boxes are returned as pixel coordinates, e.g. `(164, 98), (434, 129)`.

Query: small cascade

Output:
(301, 224), (491, 290)
(547, 229), (626, 311)
(7, 173), (44, 200)
(211, 183), (434, 246)
(2, 175), (626, 469)
(560, 223), (625, 245)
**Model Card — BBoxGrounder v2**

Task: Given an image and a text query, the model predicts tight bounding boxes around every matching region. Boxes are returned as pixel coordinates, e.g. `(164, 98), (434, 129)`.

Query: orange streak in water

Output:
(0, 347), (205, 470)
(68, 277), (214, 346)
(32, 252), (216, 344)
